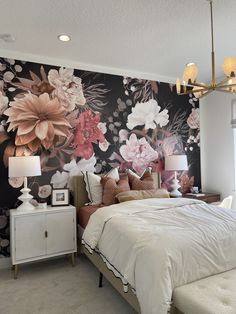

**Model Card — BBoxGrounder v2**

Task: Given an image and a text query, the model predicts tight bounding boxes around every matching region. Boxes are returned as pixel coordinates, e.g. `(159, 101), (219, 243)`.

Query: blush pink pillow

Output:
(101, 175), (130, 205)
(128, 171), (155, 190)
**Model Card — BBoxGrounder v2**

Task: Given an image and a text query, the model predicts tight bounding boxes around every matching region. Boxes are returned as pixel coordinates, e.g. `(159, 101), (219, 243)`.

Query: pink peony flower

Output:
(162, 135), (179, 156)
(187, 108), (200, 129)
(120, 133), (158, 174)
(74, 110), (105, 160)
(48, 67), (86, 111)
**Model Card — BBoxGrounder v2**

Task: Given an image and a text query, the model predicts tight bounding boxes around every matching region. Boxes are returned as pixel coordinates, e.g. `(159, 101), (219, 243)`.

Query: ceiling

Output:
(0, 0), (236, 83)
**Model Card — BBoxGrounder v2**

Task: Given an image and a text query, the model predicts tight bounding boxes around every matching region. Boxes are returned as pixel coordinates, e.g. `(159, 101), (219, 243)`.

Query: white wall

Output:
(200, 92), (235, 200)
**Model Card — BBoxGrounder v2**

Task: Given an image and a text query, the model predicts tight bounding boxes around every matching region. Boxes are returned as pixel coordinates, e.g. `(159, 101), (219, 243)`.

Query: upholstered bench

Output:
(172, 268), (236, 314)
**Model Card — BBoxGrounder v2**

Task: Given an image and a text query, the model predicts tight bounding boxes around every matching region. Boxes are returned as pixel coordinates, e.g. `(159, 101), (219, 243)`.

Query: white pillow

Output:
(105, 167), (119, 182)
(83, 168), (120, 205)
(83, 172), (102, 205)
(127, 167), (152, 179)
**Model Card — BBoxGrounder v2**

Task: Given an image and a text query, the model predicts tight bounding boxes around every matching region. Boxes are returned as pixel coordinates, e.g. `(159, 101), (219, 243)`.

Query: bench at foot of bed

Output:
(173, 268), (236, 314)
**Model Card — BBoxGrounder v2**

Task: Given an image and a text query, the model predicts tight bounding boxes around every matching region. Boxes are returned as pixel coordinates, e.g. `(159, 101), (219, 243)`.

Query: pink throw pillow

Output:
(128, 171), (155, 190)
(101, 175), (130, 205)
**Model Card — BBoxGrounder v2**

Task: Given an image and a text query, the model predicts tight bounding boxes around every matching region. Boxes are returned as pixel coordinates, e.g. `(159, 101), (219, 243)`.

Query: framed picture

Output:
(51, 188), (69, 206)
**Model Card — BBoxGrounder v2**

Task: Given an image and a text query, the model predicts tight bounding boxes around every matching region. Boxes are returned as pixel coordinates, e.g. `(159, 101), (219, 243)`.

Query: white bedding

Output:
(82, 198), (236, 314)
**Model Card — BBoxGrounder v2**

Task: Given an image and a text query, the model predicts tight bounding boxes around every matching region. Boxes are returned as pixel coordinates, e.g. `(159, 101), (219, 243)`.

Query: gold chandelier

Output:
(176, 0), (236, 98)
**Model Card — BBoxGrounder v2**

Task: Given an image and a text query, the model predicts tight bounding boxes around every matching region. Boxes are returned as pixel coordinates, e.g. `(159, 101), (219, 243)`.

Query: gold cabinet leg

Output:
(71, 252), (75, 267)
(13, 265), (18, 279)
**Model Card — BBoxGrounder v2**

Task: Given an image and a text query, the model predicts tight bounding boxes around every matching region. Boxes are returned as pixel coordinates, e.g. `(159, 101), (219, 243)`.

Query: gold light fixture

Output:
(176, 0), (236, 98)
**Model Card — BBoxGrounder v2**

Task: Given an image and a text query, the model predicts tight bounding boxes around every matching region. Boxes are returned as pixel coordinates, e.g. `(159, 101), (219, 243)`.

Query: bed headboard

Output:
(73, 172), (162, 210)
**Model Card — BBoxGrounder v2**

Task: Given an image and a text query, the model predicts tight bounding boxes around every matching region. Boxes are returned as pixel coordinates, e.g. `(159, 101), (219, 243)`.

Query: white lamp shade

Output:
(9, 156), (41, 178)
(165, 155), (188, 171)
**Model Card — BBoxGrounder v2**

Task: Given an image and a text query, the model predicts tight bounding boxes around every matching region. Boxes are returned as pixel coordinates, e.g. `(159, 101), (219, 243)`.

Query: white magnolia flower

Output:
(51, 155), (97, 191)
(127, 99), (169, 130)
(0, 92), (8, 115)
(48, 67), (86, 111)
(50, 171), (69, 188)
(64, 155), (96, 176)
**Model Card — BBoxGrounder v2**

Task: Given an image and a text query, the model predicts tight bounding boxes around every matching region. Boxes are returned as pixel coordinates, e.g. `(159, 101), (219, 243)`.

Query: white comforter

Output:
(82, 198), (236, 314)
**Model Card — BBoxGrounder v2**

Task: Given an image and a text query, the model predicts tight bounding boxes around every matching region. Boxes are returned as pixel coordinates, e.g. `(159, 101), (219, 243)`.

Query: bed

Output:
(73, 174), (236, 314)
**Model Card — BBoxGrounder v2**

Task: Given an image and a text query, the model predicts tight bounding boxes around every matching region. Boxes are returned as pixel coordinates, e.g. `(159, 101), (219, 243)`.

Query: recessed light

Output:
(58, 34), (71, 42)
(0, 34), (15, 43)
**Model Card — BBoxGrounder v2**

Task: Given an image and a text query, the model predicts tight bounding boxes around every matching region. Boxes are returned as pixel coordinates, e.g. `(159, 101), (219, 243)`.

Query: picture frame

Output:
(51, 188), (69, 206)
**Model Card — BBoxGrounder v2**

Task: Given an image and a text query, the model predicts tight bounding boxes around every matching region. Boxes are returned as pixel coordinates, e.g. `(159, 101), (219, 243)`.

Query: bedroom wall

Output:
(0, 57), (200, 257)
(200, 92), (236, 200)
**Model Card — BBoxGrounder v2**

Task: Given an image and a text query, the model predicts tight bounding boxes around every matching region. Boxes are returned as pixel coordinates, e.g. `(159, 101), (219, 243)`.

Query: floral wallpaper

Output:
(0, 57), (200, 257)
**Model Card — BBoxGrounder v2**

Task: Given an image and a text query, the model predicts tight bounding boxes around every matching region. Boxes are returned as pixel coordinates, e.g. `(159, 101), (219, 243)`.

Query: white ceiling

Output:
(0, 0), (236, 83)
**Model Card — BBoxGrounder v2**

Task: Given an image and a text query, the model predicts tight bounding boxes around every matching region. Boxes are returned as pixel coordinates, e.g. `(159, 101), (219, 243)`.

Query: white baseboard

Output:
(0, 257), (11, 269)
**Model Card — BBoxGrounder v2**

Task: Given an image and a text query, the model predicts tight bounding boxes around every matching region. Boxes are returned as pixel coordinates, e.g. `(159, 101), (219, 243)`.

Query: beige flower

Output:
(0, 91), (8, 115)
(48, 67), (86, 111)
(4, 93), (71, 152)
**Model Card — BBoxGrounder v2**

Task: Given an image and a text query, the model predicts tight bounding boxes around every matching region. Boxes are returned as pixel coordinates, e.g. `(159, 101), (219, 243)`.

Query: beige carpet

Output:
(0, 255), (136, 314)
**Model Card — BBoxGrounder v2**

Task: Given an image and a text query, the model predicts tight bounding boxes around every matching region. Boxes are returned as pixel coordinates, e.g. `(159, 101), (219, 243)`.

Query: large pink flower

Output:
(74, 110), (105, 160)
(120, 133), (158, 174)
(4, 93), (71, 152)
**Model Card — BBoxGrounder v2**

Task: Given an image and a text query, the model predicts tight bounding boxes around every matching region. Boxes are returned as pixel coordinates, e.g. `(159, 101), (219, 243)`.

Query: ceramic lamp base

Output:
(17, 178), (35, 211)
(170, 176), (182, 197)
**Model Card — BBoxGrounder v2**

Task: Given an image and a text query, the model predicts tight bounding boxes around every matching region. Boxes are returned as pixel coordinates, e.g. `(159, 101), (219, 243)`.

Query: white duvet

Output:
(82, 198), (236, 314)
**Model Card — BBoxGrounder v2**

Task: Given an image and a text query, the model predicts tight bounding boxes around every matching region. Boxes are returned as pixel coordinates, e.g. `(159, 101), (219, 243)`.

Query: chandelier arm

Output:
(214, 88), (236, 94)
(215, 77), (231, 87)
(195, 90), (213, 99)
(187, 82), (209, 88)
(216, 83), (236, 89)
(210, 0), (216, 88)
(178, 87), (211, 96)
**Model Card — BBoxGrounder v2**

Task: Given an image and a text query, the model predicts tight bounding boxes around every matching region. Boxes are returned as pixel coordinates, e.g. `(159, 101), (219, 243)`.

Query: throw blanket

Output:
(82, 198), (236, 314)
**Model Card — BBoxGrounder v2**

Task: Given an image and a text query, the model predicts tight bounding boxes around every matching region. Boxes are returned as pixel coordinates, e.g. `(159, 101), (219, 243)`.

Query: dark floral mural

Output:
(0, 57), (200, 257)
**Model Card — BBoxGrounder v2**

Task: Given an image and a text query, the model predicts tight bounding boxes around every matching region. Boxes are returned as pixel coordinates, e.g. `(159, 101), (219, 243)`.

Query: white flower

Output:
(48, 67), (86, 112)
(8, 177), (24, 188)
(97, 122), (107, 134)
(38, 185), (52, 198)
(127, 99), (169, 130)
(64, 155), (96, 176)
(99, 139), (110, 152)
(119, 129), (129, 142)
(130, 86), (136, 92)
(0, 92), (8, 115)
(51, 156), (97, 190)
(50, 171), (69, 188)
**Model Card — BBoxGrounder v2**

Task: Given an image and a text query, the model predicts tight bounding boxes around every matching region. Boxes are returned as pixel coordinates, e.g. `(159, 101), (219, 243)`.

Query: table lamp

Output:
(8, 156), (41, 210)
(165, 155), (188, 197)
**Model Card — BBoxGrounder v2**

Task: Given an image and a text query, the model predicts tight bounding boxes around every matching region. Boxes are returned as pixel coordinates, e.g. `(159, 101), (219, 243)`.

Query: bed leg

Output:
(99, 272), (103, 288)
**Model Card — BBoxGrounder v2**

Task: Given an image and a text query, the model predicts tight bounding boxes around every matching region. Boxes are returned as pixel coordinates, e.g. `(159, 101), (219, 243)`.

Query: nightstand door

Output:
(46, 210), (75, 255)
(14, 214), (46, 261)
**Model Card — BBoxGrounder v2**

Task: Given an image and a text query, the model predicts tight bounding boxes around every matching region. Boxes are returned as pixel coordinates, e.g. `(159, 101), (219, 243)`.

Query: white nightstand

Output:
(10, 205), (77, 279)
